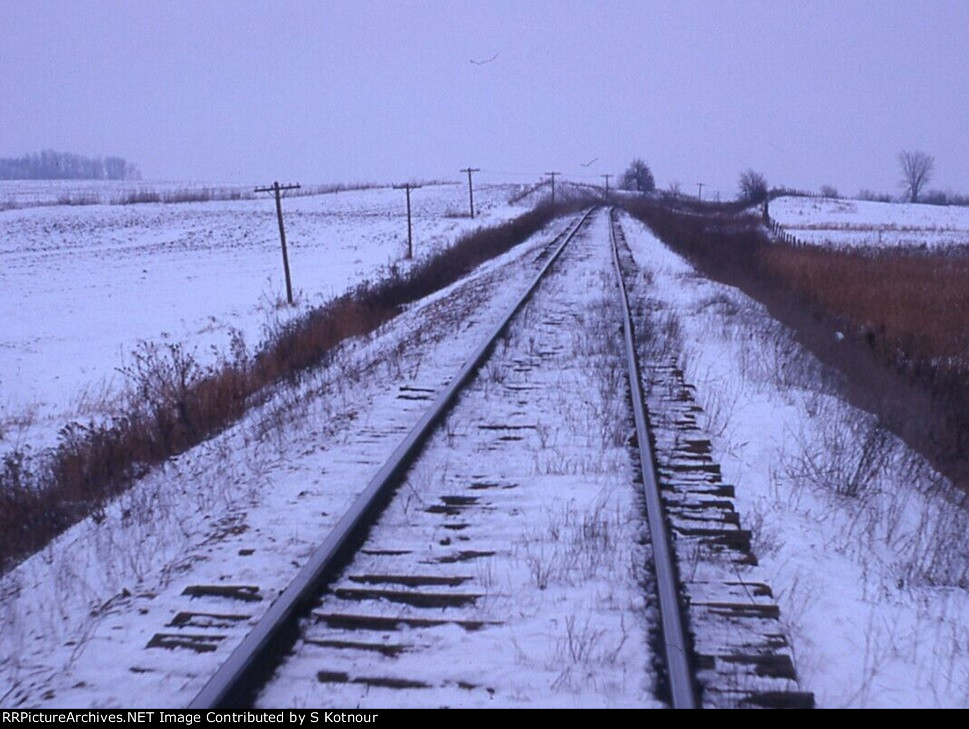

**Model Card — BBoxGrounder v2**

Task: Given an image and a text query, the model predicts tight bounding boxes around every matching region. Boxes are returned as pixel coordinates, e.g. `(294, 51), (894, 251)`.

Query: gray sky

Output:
(3, 0), (967, 199)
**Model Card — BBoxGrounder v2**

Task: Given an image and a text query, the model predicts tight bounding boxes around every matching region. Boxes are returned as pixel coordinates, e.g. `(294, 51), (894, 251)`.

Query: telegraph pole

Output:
(545, 172), (560, 206)
(601, 174), (612, 192)
(696, 182), (705, 201)
(393, 182), (422, 258)
(460, 166), (480, 218)
(255, 181), (301, 305)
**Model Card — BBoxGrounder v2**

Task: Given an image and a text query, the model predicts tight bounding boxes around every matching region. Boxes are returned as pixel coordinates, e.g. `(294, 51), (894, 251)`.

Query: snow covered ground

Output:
(0, 182), (537, 455)
(3, 191), (967, 708)
(0, 213), (581, 708)
(769, 195), (969, 248)
(619, 211), (969, 707)
(0, 209), (670, 709)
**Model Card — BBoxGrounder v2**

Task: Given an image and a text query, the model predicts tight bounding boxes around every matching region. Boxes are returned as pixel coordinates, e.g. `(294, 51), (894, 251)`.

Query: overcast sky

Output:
(2, 1), (967, 199)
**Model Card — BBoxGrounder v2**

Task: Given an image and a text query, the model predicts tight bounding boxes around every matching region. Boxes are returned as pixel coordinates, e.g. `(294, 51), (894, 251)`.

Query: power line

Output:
(254, 181), (301, 305)
(545, 172), (561, 206)
(393, 182), (423, 258)
(460, 167), (480, 218)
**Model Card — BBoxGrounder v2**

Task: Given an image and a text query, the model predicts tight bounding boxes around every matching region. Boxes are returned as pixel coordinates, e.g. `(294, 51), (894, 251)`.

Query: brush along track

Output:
(612, 209), (813, 708)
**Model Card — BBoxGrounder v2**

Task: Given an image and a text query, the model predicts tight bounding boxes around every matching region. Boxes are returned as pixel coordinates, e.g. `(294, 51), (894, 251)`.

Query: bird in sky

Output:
(470, 53), (499, 65)
(581, 157), (598, 167)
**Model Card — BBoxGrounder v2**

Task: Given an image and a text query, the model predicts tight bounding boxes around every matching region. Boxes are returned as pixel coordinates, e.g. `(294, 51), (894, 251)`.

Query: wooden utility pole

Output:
(393, 182), (422, 258)
(601, 174), (612, 192)
(461, 166), (480, 218)
(255, 181), (301, 305)
(545, 172), (560, 206)
(696, 182), (705, 201)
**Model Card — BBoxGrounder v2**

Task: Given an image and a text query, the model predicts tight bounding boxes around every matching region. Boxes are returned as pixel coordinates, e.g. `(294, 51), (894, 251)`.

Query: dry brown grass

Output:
(619, 197), (969, 492)
(760, 246), (969, 367)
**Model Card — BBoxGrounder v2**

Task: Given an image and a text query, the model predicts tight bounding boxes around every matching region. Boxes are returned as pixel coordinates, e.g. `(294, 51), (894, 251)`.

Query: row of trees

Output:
(740, 151), (937, 205)
(0, 150), (141, 181)
(618, 158), (765, 203)
(619, 149), (939, 205)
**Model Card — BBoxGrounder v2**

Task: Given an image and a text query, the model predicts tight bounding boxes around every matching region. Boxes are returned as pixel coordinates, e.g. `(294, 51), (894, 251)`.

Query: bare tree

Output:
(898, 150), (934, 203)
(738, 169), (768, 203)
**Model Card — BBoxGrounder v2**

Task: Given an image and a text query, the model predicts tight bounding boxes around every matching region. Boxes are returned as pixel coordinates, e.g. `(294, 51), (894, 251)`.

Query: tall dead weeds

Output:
(619, 197), (969, 492)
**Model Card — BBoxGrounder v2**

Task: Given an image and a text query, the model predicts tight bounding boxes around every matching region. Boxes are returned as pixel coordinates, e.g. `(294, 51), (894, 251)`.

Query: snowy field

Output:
(619, 212), (969, 707)
(770, 195), (969, 248)
(0, 181), (537, 455)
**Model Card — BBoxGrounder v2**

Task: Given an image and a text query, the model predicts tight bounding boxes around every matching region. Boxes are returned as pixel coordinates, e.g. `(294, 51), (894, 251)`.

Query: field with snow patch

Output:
(0, 182), (539, 454)
(770, 195), (969, 248)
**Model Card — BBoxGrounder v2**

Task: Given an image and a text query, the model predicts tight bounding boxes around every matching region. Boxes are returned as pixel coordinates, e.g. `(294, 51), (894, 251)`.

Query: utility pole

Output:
(696, 182), (705, 201)
(601, 174), (612, 192)
(393, 182), (422, 258)
(255, 181), (301, 305)
(545, 172), (560, 207)
(460, 166), (480, 218)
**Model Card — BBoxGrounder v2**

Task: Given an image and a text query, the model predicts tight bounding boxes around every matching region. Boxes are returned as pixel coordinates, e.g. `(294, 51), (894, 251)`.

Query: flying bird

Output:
(581, 157), (598, 167)
(470, 53), (499, 65)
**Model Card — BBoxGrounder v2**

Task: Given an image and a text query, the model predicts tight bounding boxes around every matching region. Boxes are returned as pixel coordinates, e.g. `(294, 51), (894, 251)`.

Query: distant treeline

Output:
(0, 150), (141, 181)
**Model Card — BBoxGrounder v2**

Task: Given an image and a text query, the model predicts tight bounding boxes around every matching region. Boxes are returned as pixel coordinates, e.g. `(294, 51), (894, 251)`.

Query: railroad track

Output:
(178, 207), (810, 708)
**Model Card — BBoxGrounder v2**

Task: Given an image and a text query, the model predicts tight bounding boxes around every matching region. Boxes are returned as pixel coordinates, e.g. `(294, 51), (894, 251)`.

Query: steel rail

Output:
(189, 208), (597, 708)
(609, 208), (698, 709)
